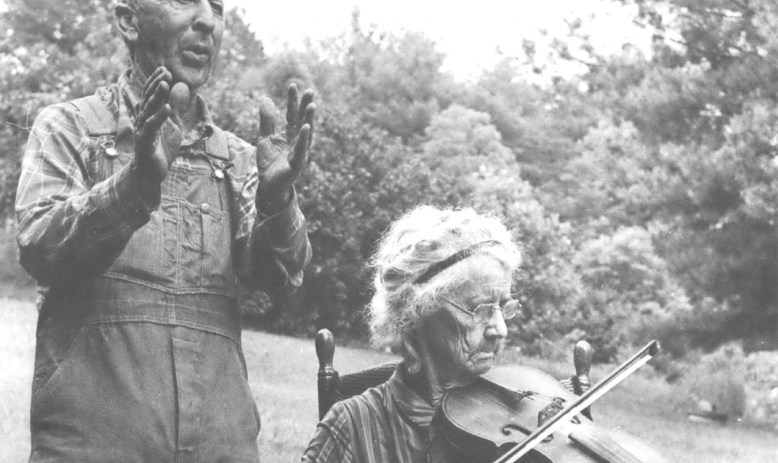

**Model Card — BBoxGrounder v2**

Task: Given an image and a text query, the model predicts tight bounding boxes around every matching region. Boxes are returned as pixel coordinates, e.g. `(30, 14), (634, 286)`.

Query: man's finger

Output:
(258, 96), (277, 140)
(145, 104), (171, 135)
(142, 80), (170, 121)
(143, 68), (171, 111)
(143, 67), (166, 99)
(136, 103), (170, 160)
(298, 89), (315, 127)
(303, 102), (316, 149)
(286, 83), (299, 143)
(288, 124), (310, 173)
(124, 91), (138, 119)
(169, 82), (190, 121)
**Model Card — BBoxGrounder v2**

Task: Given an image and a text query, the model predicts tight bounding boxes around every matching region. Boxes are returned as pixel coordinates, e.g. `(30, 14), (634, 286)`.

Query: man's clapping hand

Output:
(255, 83), (316, 215)
(132, 66), (188, 187)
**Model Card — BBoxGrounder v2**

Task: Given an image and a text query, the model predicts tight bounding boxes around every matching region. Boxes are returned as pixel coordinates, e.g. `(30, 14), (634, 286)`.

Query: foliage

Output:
(279, 103), (450, 337)
(310, 9), (456, 143)
(0, 0), (124, 216)
(574, 226), (693, 360)
(4, 0), (778, 365)
(677, 343), (748, 419)
(524, 0), (778, 355)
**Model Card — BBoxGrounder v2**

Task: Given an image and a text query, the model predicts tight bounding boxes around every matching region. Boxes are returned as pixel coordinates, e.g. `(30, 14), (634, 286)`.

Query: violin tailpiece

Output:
(482, 376), (537, 405)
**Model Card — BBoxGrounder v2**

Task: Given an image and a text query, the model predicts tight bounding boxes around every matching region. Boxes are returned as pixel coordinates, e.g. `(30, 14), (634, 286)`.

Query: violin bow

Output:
(493, 340), (660, 463)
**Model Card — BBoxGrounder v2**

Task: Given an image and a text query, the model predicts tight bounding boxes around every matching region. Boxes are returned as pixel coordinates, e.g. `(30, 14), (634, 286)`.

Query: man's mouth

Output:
(182, 45), (211, 62)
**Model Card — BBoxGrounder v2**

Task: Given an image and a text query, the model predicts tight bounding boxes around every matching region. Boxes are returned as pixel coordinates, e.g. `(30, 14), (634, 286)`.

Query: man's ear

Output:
(115, 2), (139, 47)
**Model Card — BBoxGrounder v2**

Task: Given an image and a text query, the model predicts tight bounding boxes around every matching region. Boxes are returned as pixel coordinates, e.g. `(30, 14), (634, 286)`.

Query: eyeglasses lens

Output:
(473, 300), (520, 323)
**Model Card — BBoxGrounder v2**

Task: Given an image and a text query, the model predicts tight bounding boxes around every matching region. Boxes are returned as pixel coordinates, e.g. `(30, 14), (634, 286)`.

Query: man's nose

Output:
(483, 308), (507, 341)
(192, 0), (216, 35)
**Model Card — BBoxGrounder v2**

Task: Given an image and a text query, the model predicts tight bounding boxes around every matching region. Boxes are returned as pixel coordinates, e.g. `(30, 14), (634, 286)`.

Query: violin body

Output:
(430, 365), (669, 463)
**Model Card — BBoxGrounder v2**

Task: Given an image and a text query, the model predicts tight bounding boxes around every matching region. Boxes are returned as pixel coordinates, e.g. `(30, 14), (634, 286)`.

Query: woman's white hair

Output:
(366, 206), (521, 352)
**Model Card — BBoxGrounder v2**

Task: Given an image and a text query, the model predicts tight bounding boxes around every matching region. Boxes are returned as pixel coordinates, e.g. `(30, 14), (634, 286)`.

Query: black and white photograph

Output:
(1, 1), (777, 462)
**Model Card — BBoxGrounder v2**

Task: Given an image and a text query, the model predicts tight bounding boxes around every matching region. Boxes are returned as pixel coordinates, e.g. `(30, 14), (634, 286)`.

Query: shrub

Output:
(677, 343), (747, 420)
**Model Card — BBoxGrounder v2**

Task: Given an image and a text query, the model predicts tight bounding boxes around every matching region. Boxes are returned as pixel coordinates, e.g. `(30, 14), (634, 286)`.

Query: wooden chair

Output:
(315, 328), (594, 420)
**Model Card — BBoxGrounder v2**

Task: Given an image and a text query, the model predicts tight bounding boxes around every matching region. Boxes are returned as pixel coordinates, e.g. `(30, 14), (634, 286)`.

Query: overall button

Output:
(200, 203), (211, 214)
(101, 138), (119, 158)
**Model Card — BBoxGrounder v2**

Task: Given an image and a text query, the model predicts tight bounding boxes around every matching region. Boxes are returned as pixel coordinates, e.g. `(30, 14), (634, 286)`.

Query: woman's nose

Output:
(483, 308), (507, 341)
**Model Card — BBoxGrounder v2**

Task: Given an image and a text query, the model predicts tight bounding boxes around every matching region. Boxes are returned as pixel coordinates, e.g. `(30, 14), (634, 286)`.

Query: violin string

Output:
(483, 378), (563, 403)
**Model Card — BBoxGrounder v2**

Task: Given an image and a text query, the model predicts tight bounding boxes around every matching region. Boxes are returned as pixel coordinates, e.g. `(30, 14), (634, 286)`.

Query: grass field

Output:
(1, 293), (777, 462)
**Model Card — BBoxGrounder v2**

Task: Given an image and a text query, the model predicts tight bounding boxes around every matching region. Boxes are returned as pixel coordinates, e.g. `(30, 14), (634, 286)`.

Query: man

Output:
(15, 1), (314, 461)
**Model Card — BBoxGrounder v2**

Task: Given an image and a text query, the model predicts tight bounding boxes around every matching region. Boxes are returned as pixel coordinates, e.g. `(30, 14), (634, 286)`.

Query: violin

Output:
(429, 342), (669, 463)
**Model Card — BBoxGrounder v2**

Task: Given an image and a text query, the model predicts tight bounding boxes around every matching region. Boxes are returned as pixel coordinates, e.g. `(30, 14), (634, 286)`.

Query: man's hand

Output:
(255, 83), (316, 214)
(132, 66), (188, 187)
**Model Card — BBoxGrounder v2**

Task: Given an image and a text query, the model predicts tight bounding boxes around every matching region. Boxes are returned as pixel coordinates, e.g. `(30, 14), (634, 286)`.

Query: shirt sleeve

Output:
(15, 103), (158, 285)
(301, 403), (354, 463)
(226, 134), (312, 296)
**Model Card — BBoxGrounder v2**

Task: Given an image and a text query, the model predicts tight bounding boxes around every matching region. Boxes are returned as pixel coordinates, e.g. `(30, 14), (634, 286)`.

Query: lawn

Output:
(1, 294), (776, 462)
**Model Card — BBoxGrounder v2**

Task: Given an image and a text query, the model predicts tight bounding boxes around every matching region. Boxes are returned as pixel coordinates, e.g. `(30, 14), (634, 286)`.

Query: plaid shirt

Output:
(16, 70), (311, 307)
(302, 364), (436, 463)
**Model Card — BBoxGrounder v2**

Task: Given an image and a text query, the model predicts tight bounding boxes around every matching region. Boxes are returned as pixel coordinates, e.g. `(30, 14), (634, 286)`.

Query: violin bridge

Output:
(538, 397), (567, 426)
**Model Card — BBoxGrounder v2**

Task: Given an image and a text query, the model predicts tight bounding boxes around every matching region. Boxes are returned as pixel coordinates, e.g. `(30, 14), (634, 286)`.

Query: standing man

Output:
(15, 1), (314, 461)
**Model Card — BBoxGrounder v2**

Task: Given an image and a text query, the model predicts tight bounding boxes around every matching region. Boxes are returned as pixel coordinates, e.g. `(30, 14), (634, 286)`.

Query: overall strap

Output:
(70, 94), (116, 136)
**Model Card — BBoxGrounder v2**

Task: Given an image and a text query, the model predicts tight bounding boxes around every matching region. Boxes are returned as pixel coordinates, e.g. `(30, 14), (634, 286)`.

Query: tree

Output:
(267, 102), (453, 337)
(0, 0), (125, 216)
(535, 0), (778, 353)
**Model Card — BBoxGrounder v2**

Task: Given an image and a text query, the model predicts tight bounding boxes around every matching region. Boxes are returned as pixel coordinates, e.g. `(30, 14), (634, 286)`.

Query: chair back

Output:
(315, 329), (593, 420)
(316, 328), (397, 419)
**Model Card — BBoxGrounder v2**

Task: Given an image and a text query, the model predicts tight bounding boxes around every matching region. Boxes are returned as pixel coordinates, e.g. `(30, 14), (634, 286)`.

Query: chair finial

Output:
(316, 328), (335, 372)
(574, 340), (593, 381)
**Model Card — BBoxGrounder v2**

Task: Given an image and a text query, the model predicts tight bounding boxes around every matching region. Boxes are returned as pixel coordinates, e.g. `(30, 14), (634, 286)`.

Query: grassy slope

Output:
(1, 297), (776, 462)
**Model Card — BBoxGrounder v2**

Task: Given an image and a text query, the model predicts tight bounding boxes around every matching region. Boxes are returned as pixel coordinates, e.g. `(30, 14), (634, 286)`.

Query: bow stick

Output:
(493, 340), (660, 463)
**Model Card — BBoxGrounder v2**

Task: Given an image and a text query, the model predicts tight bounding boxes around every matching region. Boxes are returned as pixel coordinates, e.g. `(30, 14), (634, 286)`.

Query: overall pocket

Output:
(199, 203), (235, 292)
(108, 205), (168, 286)
(31, 324), (85, 410)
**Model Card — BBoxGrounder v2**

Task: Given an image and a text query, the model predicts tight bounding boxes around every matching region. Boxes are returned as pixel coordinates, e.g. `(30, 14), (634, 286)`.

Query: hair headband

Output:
(413, 240), (502, 285)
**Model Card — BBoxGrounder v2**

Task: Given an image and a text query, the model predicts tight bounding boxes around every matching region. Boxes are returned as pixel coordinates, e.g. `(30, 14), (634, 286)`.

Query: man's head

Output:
(115, 0), (224, 90)
(367, 206), (522, 385)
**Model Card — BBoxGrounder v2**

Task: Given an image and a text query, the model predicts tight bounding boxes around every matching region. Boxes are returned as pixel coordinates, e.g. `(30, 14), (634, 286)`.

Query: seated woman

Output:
(301, 205), (522, 462)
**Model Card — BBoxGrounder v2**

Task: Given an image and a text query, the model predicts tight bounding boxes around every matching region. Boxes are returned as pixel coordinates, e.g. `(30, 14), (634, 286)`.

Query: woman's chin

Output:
(467, 352), (496, 375)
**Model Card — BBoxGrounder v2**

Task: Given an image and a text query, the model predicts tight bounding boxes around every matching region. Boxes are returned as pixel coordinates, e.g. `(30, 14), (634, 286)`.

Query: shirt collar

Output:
(118, 69), (216, 149)
(387, 363), (437, 428)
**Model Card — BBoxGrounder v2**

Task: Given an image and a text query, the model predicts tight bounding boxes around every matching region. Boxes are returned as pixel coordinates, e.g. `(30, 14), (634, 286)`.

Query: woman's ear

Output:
(115, 2), (139, 48)
(402, 331), (422, 375)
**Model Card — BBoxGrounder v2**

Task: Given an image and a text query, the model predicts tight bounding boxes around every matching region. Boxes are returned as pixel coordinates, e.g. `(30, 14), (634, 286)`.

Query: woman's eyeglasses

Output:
(439, 295), (520, 324)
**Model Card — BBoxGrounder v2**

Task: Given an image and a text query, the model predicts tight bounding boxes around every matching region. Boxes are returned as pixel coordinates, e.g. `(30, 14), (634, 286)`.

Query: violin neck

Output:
(569, 422), (644, 463)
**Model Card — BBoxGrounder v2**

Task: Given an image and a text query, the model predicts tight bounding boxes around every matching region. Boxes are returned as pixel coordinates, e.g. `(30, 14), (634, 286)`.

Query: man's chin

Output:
(169, 66), (212, 92)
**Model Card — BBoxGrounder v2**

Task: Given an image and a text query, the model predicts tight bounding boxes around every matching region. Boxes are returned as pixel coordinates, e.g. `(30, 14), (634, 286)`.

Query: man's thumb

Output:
(170, 83), (190, 117)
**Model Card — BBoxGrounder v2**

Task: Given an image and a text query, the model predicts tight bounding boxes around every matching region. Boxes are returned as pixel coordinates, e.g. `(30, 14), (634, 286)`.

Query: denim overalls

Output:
(29, 88), (261, 463)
